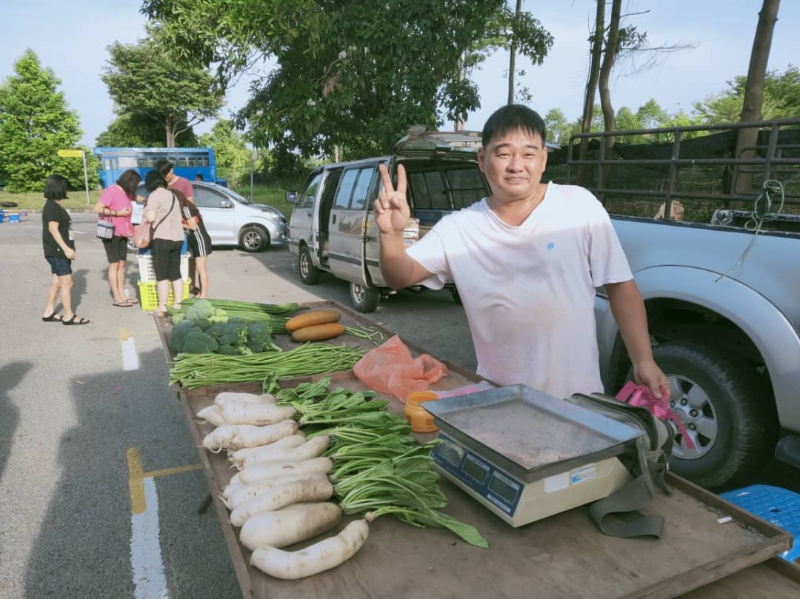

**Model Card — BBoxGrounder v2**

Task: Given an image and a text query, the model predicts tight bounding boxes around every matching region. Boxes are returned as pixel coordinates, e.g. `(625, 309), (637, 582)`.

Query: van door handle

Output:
(306, 211), (312, 217)
(332, 215), (337, 224)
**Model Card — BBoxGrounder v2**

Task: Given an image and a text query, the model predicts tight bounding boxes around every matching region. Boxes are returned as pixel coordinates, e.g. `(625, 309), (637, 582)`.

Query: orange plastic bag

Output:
(353, 335), (448, 402)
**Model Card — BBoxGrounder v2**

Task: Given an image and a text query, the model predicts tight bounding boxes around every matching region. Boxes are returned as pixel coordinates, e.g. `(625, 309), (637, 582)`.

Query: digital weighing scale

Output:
(423, 384), (645, 528)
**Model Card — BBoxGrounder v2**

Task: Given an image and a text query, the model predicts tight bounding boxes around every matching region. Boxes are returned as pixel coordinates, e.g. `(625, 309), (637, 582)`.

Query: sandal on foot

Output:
(63, 315), (90, 325)
(112, 301), (133, 307)
(42, 313), (63, 322)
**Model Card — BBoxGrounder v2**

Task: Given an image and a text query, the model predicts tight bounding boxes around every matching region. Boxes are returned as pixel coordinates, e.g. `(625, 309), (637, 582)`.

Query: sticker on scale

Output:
(570, 464), (596, 485)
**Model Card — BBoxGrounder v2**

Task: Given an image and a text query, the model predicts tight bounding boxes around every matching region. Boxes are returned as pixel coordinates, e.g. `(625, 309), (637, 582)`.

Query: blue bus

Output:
(92, 147), (228, 188)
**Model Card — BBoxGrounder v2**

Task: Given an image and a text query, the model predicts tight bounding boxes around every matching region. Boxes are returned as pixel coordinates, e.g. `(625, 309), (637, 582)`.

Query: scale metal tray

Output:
(423, 384), (644, 482)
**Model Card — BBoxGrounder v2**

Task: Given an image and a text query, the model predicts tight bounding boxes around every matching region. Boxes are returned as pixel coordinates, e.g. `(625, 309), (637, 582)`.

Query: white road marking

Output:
(130, 477), (169, 599)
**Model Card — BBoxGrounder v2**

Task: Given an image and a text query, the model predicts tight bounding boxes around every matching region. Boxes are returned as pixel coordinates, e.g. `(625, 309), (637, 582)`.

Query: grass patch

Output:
(230, 184), (295, 220)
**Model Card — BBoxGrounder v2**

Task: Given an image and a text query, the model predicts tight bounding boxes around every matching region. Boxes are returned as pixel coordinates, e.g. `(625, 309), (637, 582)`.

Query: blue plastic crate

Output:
(720, 484), (800, 563)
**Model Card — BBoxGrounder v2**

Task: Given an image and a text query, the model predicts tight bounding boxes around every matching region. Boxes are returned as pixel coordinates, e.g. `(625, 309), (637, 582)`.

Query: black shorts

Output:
(152, 239), (184, 281)
(45, 256), (72, 276)
(103, 236), (128, 263)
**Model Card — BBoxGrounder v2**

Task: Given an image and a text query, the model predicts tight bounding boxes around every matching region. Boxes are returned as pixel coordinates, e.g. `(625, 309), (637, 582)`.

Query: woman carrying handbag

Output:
(142, 171), (184, 314)
(93, 169), (143, 306)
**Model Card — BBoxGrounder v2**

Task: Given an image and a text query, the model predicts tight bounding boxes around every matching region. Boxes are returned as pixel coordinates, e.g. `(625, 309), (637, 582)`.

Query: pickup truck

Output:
(551, 117), (800, 490)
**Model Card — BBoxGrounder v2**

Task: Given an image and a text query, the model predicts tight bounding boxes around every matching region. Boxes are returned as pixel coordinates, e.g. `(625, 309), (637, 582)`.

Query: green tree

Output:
(543, 108), (578, 145)
(96, 113), (198, 147)
(101, 28), (224, 147)
(142, 0), (551, 159)
(0, 49), (99, 192)
(198, 120), (251, 186)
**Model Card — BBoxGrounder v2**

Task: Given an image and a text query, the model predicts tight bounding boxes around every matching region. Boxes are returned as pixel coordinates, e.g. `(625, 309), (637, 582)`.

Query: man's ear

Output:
(477, 147), (485, 171)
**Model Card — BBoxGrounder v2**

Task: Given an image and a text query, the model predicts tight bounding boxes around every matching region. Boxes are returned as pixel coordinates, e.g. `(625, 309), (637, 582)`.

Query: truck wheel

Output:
(239, 226), (269, 252)
(298, 245), (321, 285)
(350, 282), (379, 313)
(625, 341), (778, 491)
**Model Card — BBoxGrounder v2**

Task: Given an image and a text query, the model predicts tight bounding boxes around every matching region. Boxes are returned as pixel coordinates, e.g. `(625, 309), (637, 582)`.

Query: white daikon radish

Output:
(196, 405), (226, 427)
(228, 473), (330, 511)
(228, 434), (307, 467)
(242, 435), (330, 468)
(250, 517), (371, 579)
(230, 478), (334, 526)
(238, 457), (333, 485)
(240, 502), (343, 551)
(214, 391), (275, 406)
(202, 420), (298, 453)
(219, 401), (297, 426)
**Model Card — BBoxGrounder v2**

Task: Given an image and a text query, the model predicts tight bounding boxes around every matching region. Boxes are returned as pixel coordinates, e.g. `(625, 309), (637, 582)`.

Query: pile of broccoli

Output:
(168, 299), (281, 355)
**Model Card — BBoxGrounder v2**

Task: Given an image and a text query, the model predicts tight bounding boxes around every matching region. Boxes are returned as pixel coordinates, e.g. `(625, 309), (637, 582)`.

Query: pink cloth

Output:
(99, 185), (134, 237)
(169, 176), (194, 201)
(615, 381), (695, 449)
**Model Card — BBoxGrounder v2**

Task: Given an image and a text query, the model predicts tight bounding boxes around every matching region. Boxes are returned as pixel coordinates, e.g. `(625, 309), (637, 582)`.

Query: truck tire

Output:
(350, 282), (379, 313)
(625, 341), (778, 491)
(298, 245), (321, 285)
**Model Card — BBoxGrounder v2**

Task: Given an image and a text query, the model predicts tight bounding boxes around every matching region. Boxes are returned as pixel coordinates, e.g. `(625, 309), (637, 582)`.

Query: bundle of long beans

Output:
(168, 343), (366, 389)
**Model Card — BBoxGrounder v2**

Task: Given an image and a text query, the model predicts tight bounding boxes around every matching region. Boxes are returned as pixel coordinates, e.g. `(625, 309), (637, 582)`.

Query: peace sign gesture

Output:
(374, 163), (410, 235)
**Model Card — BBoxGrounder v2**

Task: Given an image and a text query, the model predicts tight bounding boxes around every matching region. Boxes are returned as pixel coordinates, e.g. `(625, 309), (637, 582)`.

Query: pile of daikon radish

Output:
(196, 390), (371, 581)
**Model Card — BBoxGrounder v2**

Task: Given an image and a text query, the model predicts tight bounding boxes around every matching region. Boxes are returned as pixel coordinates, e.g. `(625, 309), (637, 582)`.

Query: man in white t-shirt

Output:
(374, 104), (669, 400)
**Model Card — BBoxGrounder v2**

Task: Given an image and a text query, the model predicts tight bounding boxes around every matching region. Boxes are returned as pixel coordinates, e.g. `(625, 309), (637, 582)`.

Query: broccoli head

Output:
(207, 308), (228, 324)
(171, 312), (186, 326)
(246, 321), (279, 353)
(169, 324), (203, 354)
(218, 344), (252, 356)
(219, 322), (249, 348)
(205, 322), (227, 341)
(181, 330), (220, 354)
(185, 300), (215, 323)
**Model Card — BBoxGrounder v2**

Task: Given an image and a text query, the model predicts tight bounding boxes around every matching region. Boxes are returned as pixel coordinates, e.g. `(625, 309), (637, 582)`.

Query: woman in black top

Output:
(41, 174), (89, 325)
(174, 188), (213, 298)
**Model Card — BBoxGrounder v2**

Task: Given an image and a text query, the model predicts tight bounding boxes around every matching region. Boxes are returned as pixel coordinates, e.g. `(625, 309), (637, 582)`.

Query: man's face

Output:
(478, 128), (548, 203)
(165, 168), (175, 182)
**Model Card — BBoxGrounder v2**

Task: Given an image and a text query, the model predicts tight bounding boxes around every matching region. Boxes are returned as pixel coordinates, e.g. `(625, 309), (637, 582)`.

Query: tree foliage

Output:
(198, 119), (251, 186)
(142, 0), (552, 159)
(96, 113), (198, 147)
(0, 49), (99, 192)
(101, 28), (224, 147)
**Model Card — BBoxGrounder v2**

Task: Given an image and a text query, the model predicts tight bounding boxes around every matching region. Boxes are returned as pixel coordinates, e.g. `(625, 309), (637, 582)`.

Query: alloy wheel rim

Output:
(666, 374), (718, 460)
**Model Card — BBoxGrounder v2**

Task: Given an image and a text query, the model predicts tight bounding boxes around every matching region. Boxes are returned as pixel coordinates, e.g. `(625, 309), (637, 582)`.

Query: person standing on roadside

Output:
(174, 188), (213, 298)
(374, 104), (668, 401)
(155, 159), (198, 293)
(93, 169), (142, 307)
(143, 170), (185, 314)
(41, 174), (90, 325)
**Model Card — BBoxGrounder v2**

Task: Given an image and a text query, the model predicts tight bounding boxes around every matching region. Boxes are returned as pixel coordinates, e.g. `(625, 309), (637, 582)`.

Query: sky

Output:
(2, 0), (798, 148)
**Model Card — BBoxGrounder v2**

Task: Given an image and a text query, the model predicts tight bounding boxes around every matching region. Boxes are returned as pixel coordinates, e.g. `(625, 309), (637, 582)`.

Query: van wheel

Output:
(624, 341), (778, 491)
(350, 282), (379, 313)
(239, 226), (269, 252)
(298, 245), (321, 285)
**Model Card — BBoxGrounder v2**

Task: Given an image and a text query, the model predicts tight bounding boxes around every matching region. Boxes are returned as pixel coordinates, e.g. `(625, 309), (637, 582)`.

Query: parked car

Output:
(131, 181), (287, 253)
(557, 117), (800, 491)
(285, 129), (494, 312)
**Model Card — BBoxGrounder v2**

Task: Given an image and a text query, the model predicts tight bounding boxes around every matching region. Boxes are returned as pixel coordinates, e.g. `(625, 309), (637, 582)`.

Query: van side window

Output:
(447, 168), (486, 209)
(350, 166), (375, 210)
(334, 169), (359, 209)
(301, 172), (324, 207)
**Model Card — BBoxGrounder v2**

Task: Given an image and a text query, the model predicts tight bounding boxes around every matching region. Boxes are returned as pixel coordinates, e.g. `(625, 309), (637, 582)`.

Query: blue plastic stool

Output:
(7, 213), (19, 223)
(719, 484), (800, 563)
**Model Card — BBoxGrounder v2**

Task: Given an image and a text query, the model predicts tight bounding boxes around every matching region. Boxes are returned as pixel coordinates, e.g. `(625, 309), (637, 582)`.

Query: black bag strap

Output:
(566, 393), (674, 539)
(152, 193), (176, 232)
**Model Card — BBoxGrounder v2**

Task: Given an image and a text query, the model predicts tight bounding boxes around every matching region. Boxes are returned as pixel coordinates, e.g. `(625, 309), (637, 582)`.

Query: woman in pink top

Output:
(93, 169), (143, 306)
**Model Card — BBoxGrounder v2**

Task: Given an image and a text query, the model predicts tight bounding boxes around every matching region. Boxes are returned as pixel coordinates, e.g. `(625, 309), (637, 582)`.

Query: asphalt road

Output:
(0, 212), (796, 599)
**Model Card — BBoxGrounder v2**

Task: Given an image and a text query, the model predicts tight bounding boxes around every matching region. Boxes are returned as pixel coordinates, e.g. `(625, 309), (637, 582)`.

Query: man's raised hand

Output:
(374, 164), (410, 234)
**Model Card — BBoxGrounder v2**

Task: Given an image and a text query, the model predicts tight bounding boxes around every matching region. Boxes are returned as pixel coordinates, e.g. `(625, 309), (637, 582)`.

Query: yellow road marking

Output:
(119, 327), (129, 342)
(127, 447), (201, 514)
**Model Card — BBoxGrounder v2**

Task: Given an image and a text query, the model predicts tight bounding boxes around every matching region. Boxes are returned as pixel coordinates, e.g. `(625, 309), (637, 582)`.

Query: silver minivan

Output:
(285, 130), (490, 312)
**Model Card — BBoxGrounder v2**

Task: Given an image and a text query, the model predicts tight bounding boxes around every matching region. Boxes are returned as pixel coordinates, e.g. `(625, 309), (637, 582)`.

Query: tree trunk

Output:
(597, 0), (621, 200)
(578, 0), (605, 186)
(165, 119), (176, 148)
(507, 0), (522, 105)
(455, 50), (466, 131)
(732, 0), (780, 206)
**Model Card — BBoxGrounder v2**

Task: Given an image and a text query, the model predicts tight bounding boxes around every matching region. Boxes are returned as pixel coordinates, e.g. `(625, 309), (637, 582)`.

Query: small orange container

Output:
(404, 391), (440, 433)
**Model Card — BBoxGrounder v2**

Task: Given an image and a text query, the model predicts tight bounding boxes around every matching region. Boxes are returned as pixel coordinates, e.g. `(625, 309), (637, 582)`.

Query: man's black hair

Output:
(482, 104), (547, 147)
(154, 159), (174, 178)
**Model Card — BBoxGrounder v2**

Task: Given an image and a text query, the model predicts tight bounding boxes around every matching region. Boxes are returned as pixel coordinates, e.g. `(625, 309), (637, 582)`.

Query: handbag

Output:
(96, 217), (115, 240)
(134, 194), (175, 249)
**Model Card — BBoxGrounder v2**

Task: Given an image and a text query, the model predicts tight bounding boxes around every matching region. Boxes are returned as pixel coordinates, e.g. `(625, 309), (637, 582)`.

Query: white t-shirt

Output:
(405, 182), (633, 399)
